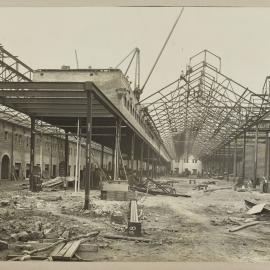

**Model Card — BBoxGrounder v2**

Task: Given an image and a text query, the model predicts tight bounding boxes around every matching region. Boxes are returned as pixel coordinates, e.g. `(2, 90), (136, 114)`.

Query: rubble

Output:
(0, 240), (8, 250)
(0, 177), (270, 262)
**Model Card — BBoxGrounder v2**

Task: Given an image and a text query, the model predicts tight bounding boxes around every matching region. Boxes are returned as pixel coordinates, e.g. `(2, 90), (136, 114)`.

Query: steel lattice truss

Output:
(141, 50), (270, 160)
(0, 45), (68, 136)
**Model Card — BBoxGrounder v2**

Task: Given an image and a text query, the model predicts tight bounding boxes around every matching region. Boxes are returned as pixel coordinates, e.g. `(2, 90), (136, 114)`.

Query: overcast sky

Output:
(1, 7), (270, 98)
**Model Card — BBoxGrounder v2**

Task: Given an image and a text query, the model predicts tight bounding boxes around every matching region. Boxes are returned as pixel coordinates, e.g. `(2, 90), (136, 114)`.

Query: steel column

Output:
(113, 118), (121, 181)
(30, 117), (35, 191)
(147, 145), (150, 177)
(64, 134), (69, 177)
(253, 125), (259, 187)
(264, 132), (269, 179)
(101, 145), (104, 169)
(131, 133), (135, 173)
(242, 130), (246, 182)
(84, 87), (93, 210)
(140, 141), (144, 180)
(233, 138), (237, 181)
(10, 124), (14, 180)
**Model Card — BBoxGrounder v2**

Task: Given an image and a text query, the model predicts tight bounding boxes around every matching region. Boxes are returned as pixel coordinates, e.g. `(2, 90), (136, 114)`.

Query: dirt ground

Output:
(0, 177), (270, 262)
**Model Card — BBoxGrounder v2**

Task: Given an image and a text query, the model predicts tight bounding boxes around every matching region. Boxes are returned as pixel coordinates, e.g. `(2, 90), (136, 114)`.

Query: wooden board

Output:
(49, 242), (66, 257)
(63, 240), (82, 258)
(52, 242), (74, 260)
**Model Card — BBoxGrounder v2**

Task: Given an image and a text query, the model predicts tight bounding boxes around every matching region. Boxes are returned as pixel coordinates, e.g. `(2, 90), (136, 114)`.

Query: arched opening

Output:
(1, 155), (10, 180)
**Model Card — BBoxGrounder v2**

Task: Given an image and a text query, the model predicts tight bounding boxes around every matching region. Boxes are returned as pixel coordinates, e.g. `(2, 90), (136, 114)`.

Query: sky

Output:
(1, 7), (270, 99)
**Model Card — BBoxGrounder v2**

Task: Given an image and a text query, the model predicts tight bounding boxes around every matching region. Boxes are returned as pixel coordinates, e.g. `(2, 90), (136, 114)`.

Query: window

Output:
(4, 131), (8, 140)
(19, 135), (22, 145)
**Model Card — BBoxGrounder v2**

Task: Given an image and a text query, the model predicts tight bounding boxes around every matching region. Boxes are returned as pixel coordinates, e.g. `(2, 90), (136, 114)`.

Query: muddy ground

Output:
(0, 177), (269, 262)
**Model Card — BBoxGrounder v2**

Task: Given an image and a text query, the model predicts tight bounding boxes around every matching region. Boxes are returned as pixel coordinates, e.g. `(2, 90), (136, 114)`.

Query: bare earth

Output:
(0, 177), (269, 262)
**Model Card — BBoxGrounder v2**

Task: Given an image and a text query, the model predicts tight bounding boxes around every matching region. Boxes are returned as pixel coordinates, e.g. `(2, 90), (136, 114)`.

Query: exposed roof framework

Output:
(141, 50), (270, 160)
(0, 45), (72, 136)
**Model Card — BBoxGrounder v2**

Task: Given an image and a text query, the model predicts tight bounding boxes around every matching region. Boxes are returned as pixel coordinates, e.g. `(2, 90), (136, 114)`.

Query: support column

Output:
(264, 131), (269, 179)
(147, 145), (150, 177)
(30, 117), (35, 191)
(242, 130), (246, 183)
(266, 132), (270, 180)
(140, 141), (144, 181)
(50, 136), (53, 178)
(233, 138), (237, 181)
(254, 124), (258, 187)
(75, 118), (80, 192)
(10, 124), (14, 180)
(64, 134), (69, 177)
(84, 86), (93, 210)
(153, 155), (157, 179)
(227, 143), (230, 181)
(114, 118), (121, 181)
(40, 133), (43, 177)
(101, 145), (104, 169)
(131, 133), (135, 173)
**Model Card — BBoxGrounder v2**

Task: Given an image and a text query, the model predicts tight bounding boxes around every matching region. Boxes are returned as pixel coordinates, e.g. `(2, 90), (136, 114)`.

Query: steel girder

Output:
(0, 46), (68, 137)
(141, 50), (270, 160)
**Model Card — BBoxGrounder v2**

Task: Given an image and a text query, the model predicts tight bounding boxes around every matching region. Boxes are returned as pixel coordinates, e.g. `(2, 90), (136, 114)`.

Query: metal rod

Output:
(75, 49), (79, 69)
(141, 7), (185, 92)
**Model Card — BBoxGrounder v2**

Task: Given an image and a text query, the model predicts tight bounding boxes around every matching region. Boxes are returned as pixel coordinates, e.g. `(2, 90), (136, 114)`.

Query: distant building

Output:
(0, 118), (113, 181)
(176, 155), (202, 175)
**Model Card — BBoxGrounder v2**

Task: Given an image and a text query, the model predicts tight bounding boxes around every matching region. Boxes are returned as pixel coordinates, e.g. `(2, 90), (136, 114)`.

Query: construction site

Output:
(0, 6), (270, 263)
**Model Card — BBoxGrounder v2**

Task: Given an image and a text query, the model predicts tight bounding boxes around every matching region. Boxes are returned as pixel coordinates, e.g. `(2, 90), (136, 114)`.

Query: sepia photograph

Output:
(0, 0), (269, 266)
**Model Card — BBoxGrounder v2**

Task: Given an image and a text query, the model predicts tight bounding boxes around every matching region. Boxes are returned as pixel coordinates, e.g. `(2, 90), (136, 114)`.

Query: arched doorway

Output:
(1, 155), (10, 180)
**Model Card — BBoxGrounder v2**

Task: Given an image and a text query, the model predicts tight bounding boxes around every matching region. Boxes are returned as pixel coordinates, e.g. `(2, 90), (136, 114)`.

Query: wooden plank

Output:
(63, 240), (82, 258)
(229, 221), (260, 232)
(102, 234), (151, 243)
(49, 242), (66, 257)
(52, 242), (73, 260)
